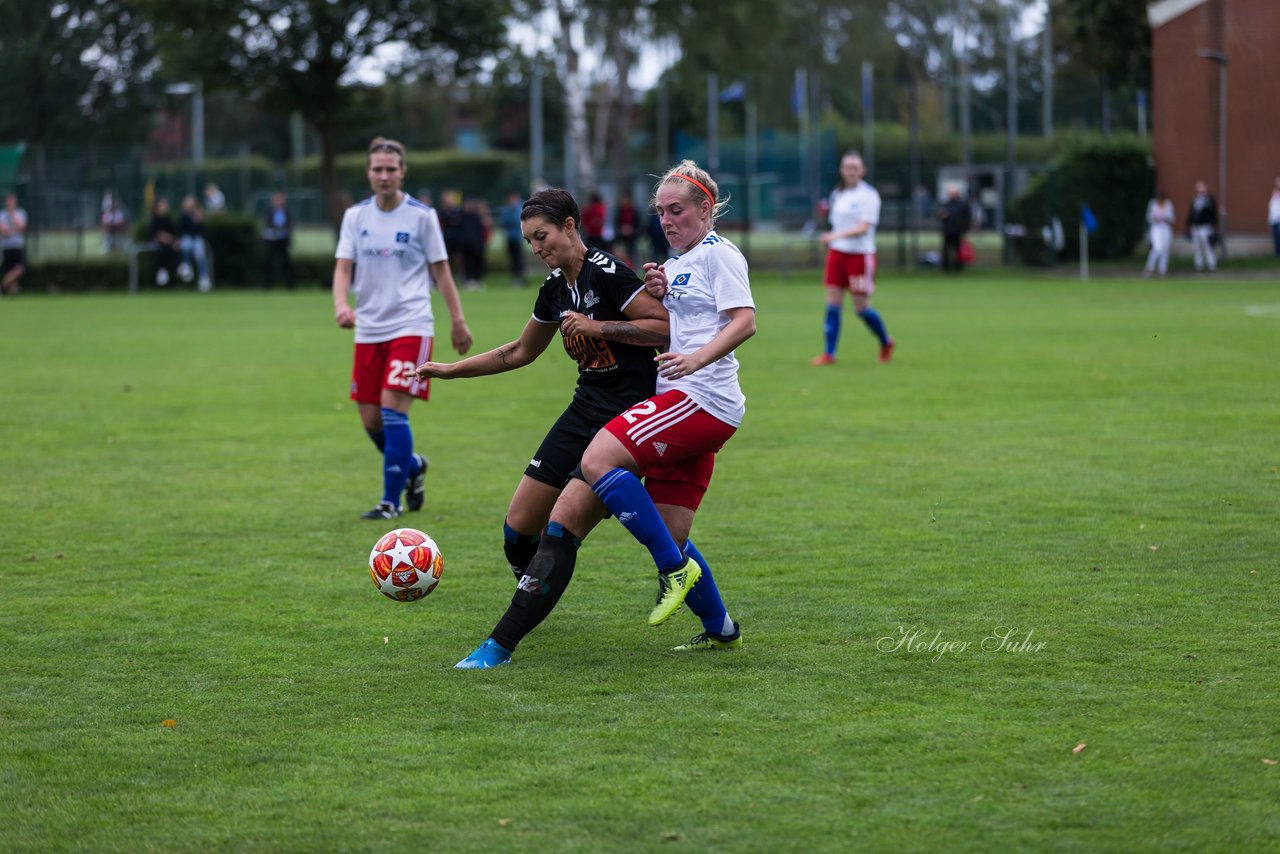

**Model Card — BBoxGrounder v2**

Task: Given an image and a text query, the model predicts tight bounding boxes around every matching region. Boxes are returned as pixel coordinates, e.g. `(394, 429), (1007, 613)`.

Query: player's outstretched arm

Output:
(428, 259), (473, 355)
(416, 318), (557, 380)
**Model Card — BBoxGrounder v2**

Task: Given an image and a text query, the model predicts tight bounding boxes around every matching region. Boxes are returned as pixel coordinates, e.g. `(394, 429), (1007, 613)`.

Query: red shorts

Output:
(603, 390), (737, 512)
(824, 250), (877, 295)
(351, 336), (434, 404)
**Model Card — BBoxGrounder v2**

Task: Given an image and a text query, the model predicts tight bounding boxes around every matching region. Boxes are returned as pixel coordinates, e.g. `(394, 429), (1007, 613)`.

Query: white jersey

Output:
(828, 183), (880, 255)
(336, 195), (448, 344)
(658, 231), (755, 427)
(1146, 199), (1175, 230)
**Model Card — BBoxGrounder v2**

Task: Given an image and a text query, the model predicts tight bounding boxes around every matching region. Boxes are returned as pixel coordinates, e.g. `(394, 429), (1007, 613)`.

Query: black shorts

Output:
(523, 401), (608, 490)
(1, 248), (24, 276)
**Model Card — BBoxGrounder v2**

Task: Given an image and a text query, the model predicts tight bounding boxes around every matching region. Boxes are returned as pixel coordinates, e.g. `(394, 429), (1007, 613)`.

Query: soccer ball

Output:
(368, 528), (443, 601)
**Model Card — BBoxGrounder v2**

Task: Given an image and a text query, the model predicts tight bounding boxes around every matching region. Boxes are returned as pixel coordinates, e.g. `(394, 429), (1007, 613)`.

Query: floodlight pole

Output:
(530, 63), (544, 191)
(1198, 49), (1228, 262)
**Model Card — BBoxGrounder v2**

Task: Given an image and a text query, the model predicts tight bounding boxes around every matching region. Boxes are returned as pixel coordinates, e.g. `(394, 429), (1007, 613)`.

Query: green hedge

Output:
(1008, 136), (1151, 263)
(145, 155), (279, 213)
(295, 149), (529, 206)
(27, 252), (334, 293)
(26, 258), (130, 292)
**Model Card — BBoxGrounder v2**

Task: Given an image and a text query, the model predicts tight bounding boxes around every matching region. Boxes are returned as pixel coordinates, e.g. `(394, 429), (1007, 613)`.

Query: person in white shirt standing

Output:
(1143, 188), (1175, 278)
(0, 193), (28, 296)
(1268, 177), (1280, 258)
(811, 151), (893, 366)
(332, 137), (473, 520)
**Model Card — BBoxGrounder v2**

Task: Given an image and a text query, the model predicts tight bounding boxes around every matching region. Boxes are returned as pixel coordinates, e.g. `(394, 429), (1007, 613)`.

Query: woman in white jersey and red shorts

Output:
(584, 159), (757, 632)
(332, 137), (473, 520)
(811, 151), (893, 366)
(450, 161), (756, 669)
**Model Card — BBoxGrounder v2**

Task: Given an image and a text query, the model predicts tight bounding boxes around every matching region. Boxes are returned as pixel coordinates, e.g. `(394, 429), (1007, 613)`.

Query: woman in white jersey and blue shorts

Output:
(811, 151), (893, 366)
(332, 137), (473, 520)
(452, 161), (756, 669)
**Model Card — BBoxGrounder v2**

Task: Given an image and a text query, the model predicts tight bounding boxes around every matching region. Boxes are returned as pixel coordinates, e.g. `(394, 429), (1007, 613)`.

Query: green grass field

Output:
(3, 270), (1279, 851)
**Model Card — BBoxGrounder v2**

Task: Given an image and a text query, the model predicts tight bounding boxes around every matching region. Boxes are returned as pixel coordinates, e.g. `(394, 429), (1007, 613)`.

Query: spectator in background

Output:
(582, 192), (608, 250)
(263, 191), (295, 289)
(459, 196), (487, 289)
(498, 190), (527, 286)
(914, 184), (933, 226)
(1185, 180), (1218, 273)
(101, 190), (127, 254)
(1268, 177), (1280, 258)
(937, 183), (971, 273)
(613, 193), (640, 265)
(148, 198), (179, 287)
(0, 192), (28, 295)
(179, 195), (212, 291)
(204, 183), (227, 214)
(437, 190), (464, 279)
(1143, 188), (1175, 279)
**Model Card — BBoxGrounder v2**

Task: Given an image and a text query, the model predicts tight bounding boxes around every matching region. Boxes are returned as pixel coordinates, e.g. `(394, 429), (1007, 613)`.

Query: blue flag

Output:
(1080, 204), (1099, 233)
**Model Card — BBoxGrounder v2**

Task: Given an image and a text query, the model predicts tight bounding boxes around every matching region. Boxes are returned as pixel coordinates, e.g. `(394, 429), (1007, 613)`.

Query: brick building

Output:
(1148, 0), (1280, 237)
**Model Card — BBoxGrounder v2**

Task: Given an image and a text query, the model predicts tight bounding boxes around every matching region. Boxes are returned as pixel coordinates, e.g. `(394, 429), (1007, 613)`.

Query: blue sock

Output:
(592, 468), (684, 572)
(682, 540), (734, 636)
(380, 407), (412, 507)
(824, 304), (842, 356)
(366, 428), (385, 453)
(857, 308), (889, 346)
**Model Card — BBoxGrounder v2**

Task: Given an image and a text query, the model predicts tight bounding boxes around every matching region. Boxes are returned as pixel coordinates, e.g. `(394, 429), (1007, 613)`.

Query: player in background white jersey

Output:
(332, 137), (473, 520)
(811, 151), (894, 365)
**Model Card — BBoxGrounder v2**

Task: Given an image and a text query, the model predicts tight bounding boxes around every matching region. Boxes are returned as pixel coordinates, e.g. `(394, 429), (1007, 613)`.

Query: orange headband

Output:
(669, 173), (715, 205)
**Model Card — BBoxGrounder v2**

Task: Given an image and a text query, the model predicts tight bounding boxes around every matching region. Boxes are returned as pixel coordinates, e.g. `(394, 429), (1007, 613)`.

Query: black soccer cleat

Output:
(405, 453), (429, 512)
(360, 501), (401, 520)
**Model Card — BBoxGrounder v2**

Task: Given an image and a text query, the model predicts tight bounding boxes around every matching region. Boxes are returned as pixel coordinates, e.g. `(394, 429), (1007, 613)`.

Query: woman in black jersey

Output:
(415, 188), (669, 658)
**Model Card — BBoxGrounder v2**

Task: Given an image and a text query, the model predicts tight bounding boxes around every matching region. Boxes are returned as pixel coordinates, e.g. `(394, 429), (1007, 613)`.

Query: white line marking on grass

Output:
(1244, 304), (1280, 318)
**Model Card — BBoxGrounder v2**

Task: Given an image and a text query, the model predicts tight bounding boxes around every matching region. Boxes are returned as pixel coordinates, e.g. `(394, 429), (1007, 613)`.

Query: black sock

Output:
(490, 524), (580, 652)
(502, 521), (540, 581)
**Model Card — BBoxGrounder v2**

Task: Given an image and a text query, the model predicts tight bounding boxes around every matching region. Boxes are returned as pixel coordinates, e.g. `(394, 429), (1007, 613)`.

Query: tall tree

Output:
(1060, 0), (1151, 133)
(0, 0), (158, 145)
(143, 0), (512, 226)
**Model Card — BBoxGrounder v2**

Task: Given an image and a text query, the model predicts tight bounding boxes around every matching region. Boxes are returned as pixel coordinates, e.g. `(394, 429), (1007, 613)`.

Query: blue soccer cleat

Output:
(454, 638), (513, 669)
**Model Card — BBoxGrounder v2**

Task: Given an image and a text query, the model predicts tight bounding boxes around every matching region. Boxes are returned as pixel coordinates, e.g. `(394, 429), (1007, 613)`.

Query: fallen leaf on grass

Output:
(660, 831), (683, 842)
(383, 637), (389, 644)
(161, 719), (178, 728)
(1148, 545), (1159, 551)
(1250, 570), (1259, 577)
(1262, 759), (1277, 766)
(1072, 743), (1087, 755)
(498, 818), (512, 827)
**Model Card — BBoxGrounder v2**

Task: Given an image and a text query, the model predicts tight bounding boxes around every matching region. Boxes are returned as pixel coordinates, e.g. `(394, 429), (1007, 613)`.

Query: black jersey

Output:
(532, 247), (658, 421)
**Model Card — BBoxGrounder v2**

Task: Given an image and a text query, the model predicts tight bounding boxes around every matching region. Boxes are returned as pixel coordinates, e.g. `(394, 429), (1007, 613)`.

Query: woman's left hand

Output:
(656, 350), (704, 380)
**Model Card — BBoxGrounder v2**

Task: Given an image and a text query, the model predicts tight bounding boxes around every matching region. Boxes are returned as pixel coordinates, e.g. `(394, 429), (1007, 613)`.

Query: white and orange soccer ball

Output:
(368, 528), (443, 601)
